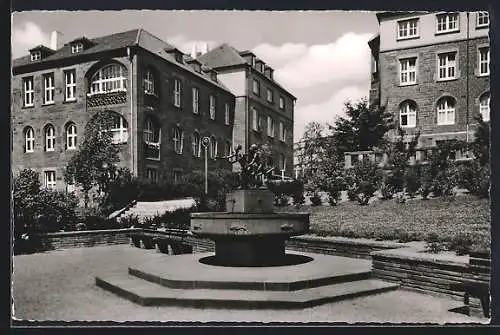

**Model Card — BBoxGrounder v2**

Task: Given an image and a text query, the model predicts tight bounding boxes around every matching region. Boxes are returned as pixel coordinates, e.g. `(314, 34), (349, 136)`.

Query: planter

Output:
(141, 236), (155, 249)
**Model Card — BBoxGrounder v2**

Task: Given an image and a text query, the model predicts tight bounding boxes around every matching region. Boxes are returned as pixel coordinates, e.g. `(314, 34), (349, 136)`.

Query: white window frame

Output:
(44, 170), (56, 190)
(65, 70), (76, 101)
(43, 73), (55, 105)
(45, 125), (55, 152)
(173, 127), (184, 154)
(399, 57), (417, 85)
(267, 116), (275, 137)
(252, 107), (258, 131)
(438, 52), (457, 80)
(23, 77), (34, 107)
(110, 114), (128, 144)
(279, 153), (286, 171)
(31, 51), (41, 61)
(192, 87), (199, 114)
(477, 12), (489, 28)
(90, 64), (127, 95)
(252, 79), (260, 95)
(210, 136), (218, 159)
(397, 18), (419, 40)
(209, 95), (216, 120)
(279, 96), (285, 110)
(437, 97), (456, 125)
(144, 119), (160, 145)
(279, 121), (286, 142)
(192, 132), (201, 158)
(71, 43), (83, 54)
(25, 127), (35, 153)
(224, 103), (230, 125)
(174, 79), (181, 107)
(436, 13), (459, 34)
(66, 123), (77, 150)
(479, 94), (490, 122)
(479, 47), (490, 76)
(143, 69), (155, 95)
(400, 101), (417, 128)
(266, 88), (273, 103)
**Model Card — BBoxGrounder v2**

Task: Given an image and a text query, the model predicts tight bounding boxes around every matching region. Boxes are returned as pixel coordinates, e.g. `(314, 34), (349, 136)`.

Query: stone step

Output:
(95, 274), (399, 309)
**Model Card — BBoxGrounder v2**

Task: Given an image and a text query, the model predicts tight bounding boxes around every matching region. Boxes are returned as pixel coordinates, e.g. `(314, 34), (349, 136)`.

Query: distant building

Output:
(197, 44), (296, 178)
(369, 11), (490, 159)
(11, 29), (235, 191)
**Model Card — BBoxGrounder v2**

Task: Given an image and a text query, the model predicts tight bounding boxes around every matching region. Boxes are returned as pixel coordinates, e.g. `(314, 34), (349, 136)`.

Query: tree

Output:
(470, 114), (490, 166)
(64, 111), (121, 207)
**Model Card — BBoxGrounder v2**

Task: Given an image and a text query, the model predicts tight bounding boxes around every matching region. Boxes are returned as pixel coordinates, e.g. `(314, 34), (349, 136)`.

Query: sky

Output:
(11, 10), (379, 142)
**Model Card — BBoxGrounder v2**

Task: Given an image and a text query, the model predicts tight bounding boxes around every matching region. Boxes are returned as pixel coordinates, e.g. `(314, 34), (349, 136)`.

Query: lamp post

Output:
(201, 137), (210, 195)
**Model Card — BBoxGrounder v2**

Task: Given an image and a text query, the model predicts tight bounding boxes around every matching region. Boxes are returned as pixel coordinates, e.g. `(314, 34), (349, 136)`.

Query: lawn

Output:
(280, 195), (491, 251)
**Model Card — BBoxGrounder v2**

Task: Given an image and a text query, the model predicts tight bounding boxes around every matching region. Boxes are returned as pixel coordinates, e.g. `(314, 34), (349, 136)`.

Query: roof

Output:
(28, 45), (55, 53)
(376, 11), (430, 22)
(12, 29), (231, 93)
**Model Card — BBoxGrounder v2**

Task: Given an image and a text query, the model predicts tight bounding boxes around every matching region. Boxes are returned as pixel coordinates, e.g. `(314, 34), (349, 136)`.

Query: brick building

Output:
(197, 44), (296, 178)
(369, 11), (490, 157)
(11, 29), (235, 191)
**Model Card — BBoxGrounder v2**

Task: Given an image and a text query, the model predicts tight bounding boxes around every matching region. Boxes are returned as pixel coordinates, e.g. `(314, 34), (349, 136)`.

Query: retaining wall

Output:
(39, 229), (133, 251)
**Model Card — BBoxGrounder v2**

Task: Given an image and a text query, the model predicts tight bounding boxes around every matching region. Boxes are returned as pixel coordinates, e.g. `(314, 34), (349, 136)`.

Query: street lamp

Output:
(201, 136), (211, 195)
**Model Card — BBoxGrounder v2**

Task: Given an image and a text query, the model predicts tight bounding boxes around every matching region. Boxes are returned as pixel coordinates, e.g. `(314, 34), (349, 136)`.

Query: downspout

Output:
(466, 12), (470, 144)
(127, 46), (136, 176)
(245, 65), (250, 153)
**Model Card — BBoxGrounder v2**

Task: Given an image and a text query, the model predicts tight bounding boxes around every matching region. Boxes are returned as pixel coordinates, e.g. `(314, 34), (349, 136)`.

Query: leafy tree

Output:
(348, 159), (382, 205)
(298, 122), (326, 180)
(470, 114), (490, 166)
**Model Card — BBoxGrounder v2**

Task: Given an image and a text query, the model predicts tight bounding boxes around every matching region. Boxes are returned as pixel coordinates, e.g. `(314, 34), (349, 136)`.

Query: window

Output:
(279, 96), (285, 110)
(173, 126), (184, 154)
(224, 103), (230, 125)
(252, 107), (258, 131)
(225, 141), (232, 157)
(436, 13), (459, 33)
(65, 70), (76, 101)
(43, 73), (55, 104)
(44, 171), (57, 190)
(23, 77), (34, 107)
(66, 123), (77, 150)
(477, 12), (489, 27)
(258, 114), (265, 131)
(438, 52), (457, 80)
(192, 132), (201, 158)
(24, 127), (35, 153)
(66, 179), (76, 194)
(110, 114), (128, 144)
(479, 47), (490, 76)
(252, 79), (260, 95)
(279, 153), (286, 171)
(173, 170), (182, 183)
(192, 87), (199, 114)
(399, 101), (417, 128)
(71, 43), (83, 53)
(146, 168), (158, 182)
(436, 97), (456, 125)
(210, 136), (218, 159)
(398, 19), (419, 40)
(266, 88), (273, 103)
(143, 69), (156, 95)
(267, 116), (275, 137)
(479, 93), (490, 121)
(279, 121), (286, 142)
(44, 125), (55, 152)
(209, 95), (216, 120)
(173, 79), (181, 107)
(90, 64), (127, 94)
(400, 57), (417, 85)
(31, 51), (41, 61)
(143, 119), (160, 145)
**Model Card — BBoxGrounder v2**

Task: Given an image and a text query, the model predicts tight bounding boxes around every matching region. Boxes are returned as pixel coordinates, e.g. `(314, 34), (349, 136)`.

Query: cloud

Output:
(167, 35), (218, 56)
(11, 21), (50, 58)
(294, 86), (367, 142)
(252, 32), (372, 90)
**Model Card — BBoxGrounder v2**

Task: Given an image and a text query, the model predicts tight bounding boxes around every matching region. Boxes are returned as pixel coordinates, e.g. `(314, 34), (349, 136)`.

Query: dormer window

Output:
(31, 51), (41, 61)
(71, 43), (84, 54)
(175, 53), (183, 63)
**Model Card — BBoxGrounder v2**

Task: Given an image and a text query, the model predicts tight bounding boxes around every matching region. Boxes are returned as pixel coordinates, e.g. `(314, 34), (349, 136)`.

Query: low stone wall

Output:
(40, 229), (133, 251)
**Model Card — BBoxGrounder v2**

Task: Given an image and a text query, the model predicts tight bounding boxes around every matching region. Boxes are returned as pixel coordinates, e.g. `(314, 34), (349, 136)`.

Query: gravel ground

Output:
(12, 245), (488, 324)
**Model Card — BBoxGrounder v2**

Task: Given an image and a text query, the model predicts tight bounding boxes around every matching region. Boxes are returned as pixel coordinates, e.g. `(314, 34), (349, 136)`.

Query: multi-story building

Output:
(369, 11), (490, 157)
(11, 29), (235, 191)
(197, 44), (296, 178)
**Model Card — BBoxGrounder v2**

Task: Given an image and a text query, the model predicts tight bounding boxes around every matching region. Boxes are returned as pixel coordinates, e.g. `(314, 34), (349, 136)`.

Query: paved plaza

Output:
(12, 245), (487, 323)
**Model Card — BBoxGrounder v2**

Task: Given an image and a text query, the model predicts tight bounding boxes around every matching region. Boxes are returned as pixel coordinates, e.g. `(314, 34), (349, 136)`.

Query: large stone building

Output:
(11, 29), (235, 191)
(369, 11), (490, 156)
(197, 44), (296, 178)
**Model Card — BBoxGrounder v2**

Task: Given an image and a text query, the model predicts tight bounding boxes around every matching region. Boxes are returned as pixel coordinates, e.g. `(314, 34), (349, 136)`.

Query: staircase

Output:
(112, 198), (196, 223)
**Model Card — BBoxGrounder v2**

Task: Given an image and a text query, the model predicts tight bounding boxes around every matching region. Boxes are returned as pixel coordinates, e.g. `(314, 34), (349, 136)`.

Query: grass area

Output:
(281, 195), (490, 252)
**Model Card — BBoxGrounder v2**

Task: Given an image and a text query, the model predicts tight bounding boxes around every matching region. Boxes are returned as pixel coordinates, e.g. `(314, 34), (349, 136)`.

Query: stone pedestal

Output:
(225, 189), (275, 213)
(214, 236), (286, 267)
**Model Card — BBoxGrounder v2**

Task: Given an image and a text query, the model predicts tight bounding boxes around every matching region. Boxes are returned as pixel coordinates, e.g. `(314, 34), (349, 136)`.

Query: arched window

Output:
(399, 100), (417, 128)
(143, 118), (160, 144)
(225, 140), (232, 157)
(66, 123), (77, 150)
(110, 113), (128, 144)
(24, 126), (35, 153)
(210, 135), (218, 159)
(44, 124), (55, 152)
(90, 63), (127, 94)
(436, 97), (456, 125)
(143, 68), (156, 95)
(173, 126), (184, 154)
(192, 132), (201, 158)
(479, 93), (490, 121)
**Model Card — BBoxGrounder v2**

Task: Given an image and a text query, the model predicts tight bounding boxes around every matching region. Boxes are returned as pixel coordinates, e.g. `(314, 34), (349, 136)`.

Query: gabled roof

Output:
(28, 45), (55, 54)
(196, 43), (248, 69)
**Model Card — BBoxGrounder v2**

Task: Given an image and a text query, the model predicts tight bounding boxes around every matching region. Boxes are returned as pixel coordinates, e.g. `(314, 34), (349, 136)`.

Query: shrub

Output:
(448, 231), (474, 256)
(456, 161), (490, 198)
(328, 191), (342, 206)
(379, 179), (394, 200)
(348, 160), (382, 205)
(404, 166), (421, 198)
(309, 192), (323, 206)
(425, 232), (446, 253)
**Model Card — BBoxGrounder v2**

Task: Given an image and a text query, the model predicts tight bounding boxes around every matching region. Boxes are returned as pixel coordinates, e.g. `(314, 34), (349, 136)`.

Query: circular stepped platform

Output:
(95, 252), (399, 309)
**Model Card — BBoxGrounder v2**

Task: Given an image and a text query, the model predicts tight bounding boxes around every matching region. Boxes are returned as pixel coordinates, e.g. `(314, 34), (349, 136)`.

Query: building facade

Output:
(197, 44), (296, 178)
(12, 29), (235, 191)
(369, 11), (490, 155)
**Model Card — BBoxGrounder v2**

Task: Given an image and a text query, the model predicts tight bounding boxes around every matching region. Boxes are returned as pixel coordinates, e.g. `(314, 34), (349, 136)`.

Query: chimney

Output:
(190, 43), (197, 59)
(204, 42), (209, 54)
(50, 31), (63, 51)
